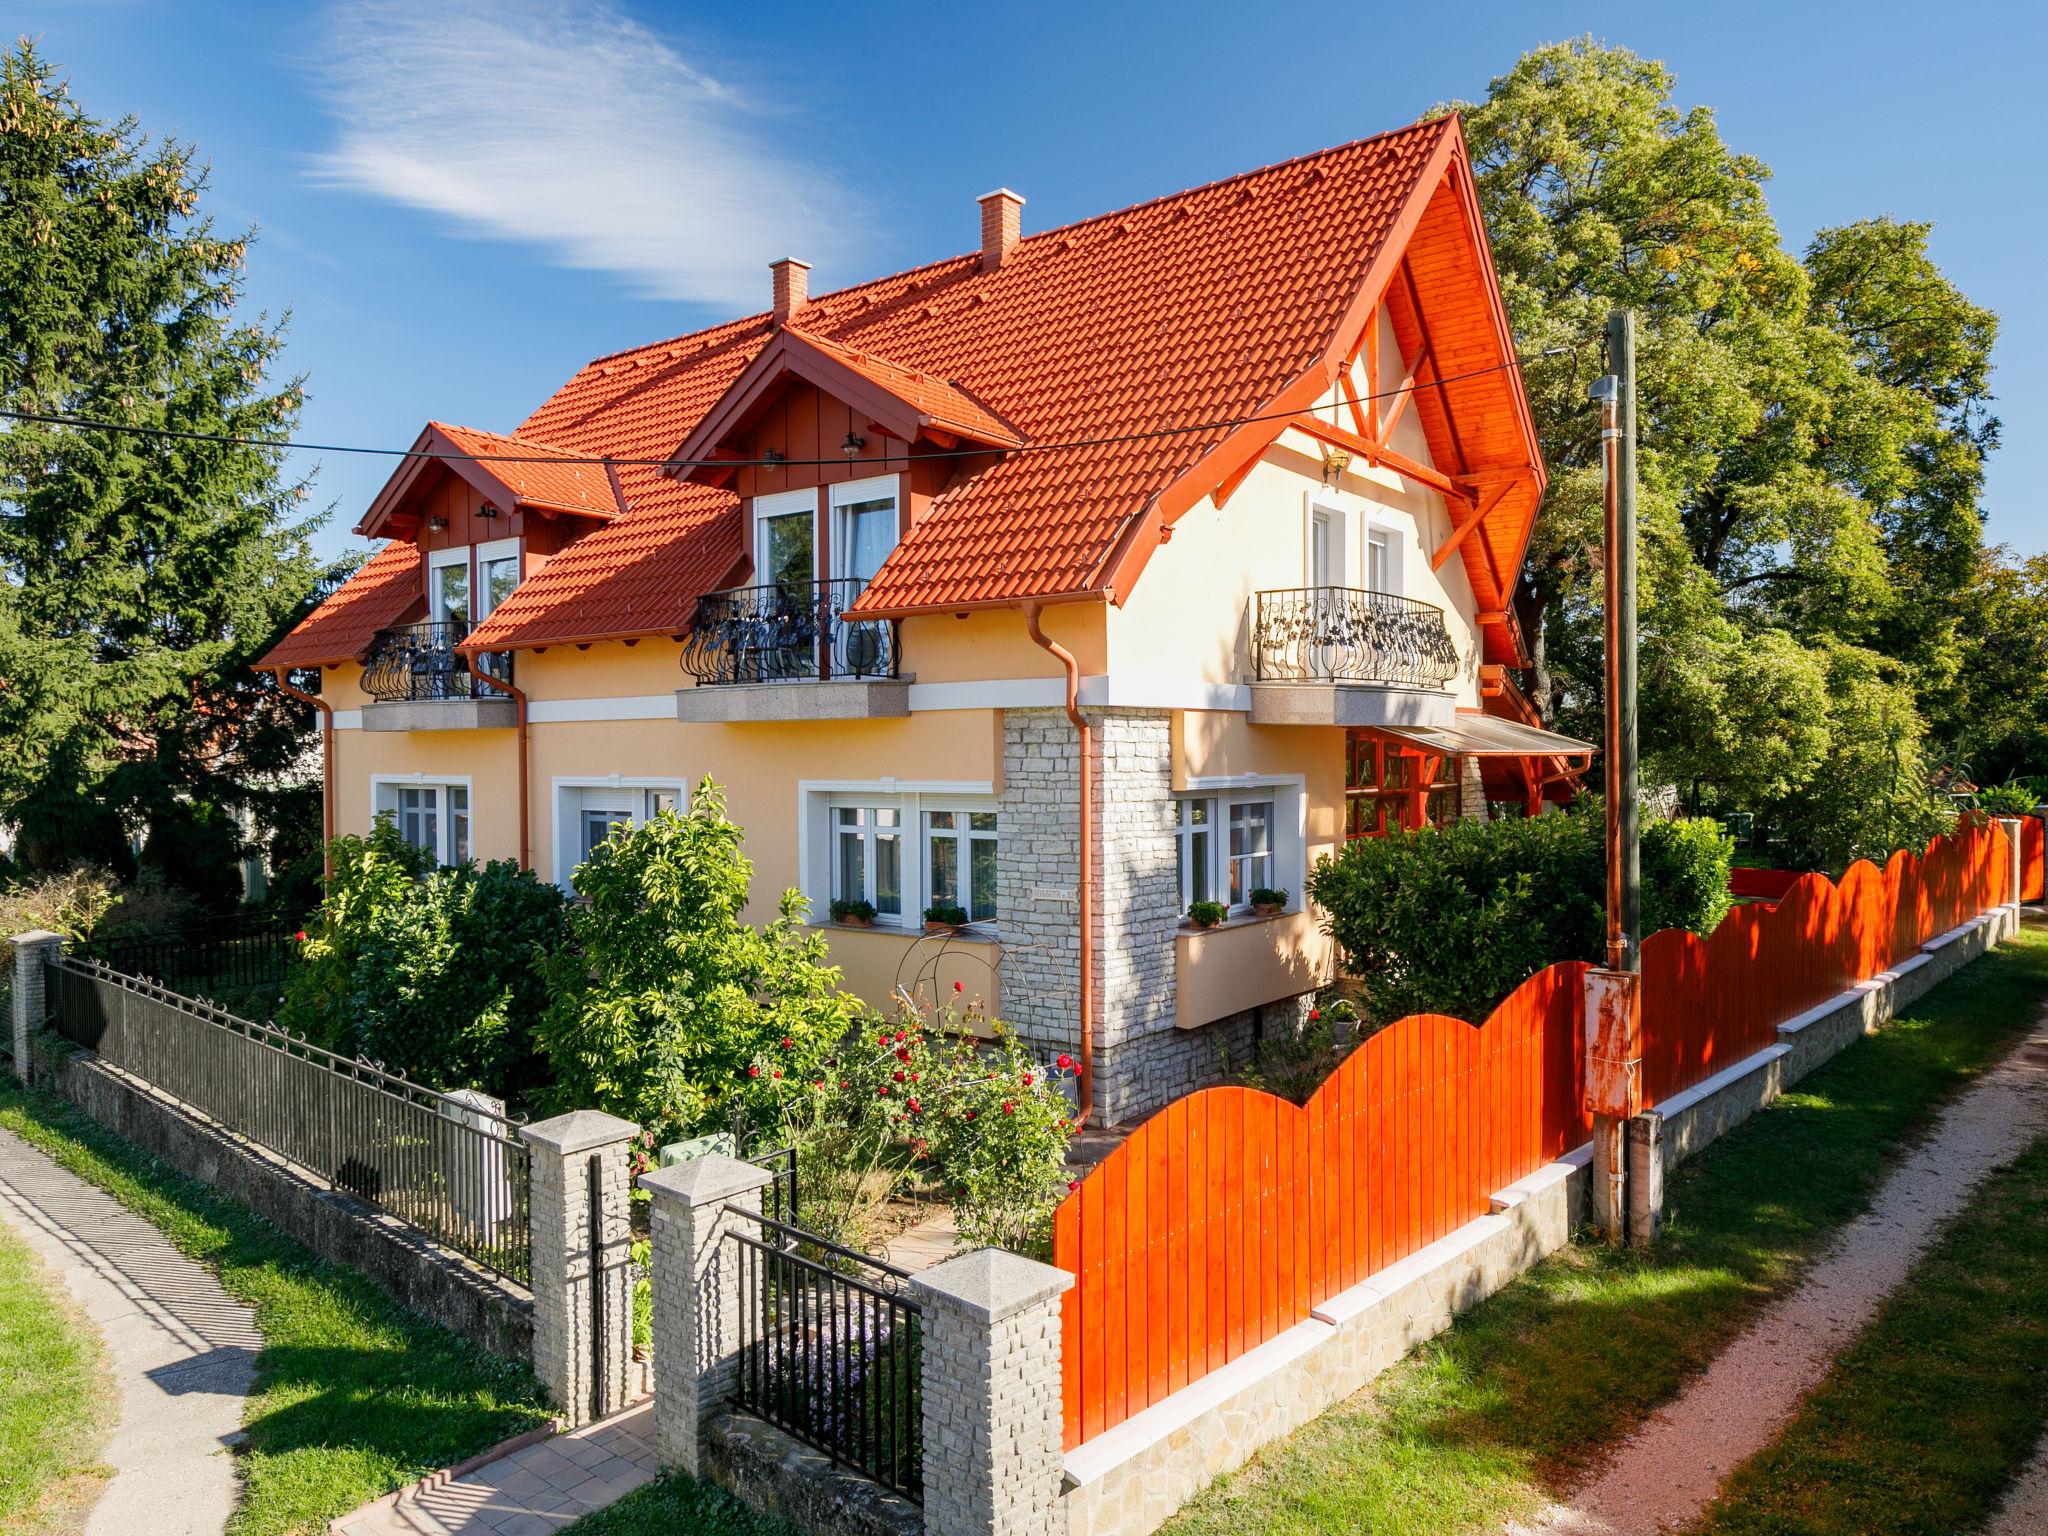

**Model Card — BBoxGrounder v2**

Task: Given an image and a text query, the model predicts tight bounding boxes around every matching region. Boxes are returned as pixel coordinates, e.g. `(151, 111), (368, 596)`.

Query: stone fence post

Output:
(520, 1110), (639, 1426)
(639, 1153), (774, 1475)
(1999, 816), (2024, 913)
(911, 1247), (1074, 1536)
(10, 930), (63, 1083)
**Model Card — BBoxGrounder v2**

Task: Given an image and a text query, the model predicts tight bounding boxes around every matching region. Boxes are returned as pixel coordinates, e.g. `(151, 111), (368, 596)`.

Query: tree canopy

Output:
(0, 41), (333, 899)
(1446, 39), (2014, 864)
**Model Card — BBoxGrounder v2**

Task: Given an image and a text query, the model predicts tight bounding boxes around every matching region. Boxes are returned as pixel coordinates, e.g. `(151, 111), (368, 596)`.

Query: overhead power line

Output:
(0, 349), (1568, 473)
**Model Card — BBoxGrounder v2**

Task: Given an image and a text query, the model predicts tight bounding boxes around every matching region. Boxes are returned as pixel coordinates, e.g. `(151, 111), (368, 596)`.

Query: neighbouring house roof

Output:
(1376, 712), (1596, 758)
(273, 112), (1545, 661)
(257, 539), (422, 669)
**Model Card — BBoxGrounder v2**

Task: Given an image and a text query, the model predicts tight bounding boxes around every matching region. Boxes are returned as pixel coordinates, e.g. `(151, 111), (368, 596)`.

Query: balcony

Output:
(677, 577), (908, 722)
(1247, 587), (1459, 728)
(360, 621), (516, 730)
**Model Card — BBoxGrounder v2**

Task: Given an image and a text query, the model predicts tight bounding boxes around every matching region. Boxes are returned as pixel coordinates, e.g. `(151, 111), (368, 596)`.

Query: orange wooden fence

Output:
(2023, 814), (2044, 903)
(1055, 818), (2012, 1452)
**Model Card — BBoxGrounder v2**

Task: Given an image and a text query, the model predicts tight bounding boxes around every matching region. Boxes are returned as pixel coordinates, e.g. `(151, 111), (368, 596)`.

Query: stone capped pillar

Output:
(1999, 816), (2024, 911)
(639, 1153), (774, 1475)
(10, 930), (64, 1083)
(519, 1110), (639, 1425)
(911, 1247), (1074, 1536)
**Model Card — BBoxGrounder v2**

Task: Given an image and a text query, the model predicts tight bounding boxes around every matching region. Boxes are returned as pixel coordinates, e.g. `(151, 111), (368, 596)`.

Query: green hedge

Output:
(1306, 806), (1734, 1026)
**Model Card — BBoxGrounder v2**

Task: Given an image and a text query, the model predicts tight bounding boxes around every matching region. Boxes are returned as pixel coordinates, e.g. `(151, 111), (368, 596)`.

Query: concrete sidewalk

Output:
(0, 1123), (259, 1536)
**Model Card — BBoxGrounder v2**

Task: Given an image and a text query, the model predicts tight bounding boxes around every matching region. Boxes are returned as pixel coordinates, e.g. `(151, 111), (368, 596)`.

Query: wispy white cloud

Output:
(306, 0), (869, 308)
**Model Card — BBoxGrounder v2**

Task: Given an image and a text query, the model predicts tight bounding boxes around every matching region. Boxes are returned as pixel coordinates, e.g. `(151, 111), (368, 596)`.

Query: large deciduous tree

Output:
(1446, 40), (2005, 853)
(0, 42), (330, 899)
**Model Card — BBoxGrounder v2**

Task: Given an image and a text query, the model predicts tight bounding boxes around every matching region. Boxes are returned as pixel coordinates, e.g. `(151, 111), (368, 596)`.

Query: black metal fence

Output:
(681, 577), (898, 687)
(728, 1206), (923, 1501)
(45, 957), (532, 1285)
(362, 620), (511, 703)
(81, 914), (295, 1018)
(1250, 586), (1460, 689)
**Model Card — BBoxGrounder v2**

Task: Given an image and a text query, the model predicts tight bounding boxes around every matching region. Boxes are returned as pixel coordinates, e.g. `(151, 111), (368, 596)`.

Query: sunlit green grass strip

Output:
(1160, 921), (2048, 1536)
(1689, 1131), (2048, 1536)
(0, 1081), (550, 1536)
(0, 1216), (114, 1534)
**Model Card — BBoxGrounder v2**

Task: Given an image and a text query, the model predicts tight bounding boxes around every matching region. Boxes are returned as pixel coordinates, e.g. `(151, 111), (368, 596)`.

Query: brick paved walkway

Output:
(332, 1403), (656, 1536)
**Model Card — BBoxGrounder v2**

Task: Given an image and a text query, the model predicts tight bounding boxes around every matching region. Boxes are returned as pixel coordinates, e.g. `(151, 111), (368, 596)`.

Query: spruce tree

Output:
(0, 40), (330, 900)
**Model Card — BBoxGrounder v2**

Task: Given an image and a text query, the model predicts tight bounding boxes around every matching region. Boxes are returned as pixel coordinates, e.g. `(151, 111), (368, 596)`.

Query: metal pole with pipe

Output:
(1583, 309), (1646, 1243)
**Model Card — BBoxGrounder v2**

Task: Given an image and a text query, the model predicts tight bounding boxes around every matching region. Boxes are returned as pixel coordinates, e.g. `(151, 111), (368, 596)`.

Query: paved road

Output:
(0, 1124), (259, 1536)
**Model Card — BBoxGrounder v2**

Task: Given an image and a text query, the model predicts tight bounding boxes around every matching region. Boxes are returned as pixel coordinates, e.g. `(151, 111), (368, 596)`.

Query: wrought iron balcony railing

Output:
(681, 576), (898, 687)
(362, 621), (509, 703)
(1250, 587), (1459, 689)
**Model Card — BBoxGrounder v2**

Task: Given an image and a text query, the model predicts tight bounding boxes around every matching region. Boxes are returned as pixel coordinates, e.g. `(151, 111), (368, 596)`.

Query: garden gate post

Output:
(1999, 817), (2024, 914)
(519, 1110), (639, 1426)
(10, 930), (64, 1083)
(1584, 966), (1644, 1243)
(639, 1153), (773, 1476)
(911, 1247), (1074, 1536)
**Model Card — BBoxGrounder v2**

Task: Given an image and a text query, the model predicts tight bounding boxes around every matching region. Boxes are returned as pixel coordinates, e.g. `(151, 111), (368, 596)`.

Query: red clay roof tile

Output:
(257, 539), (420, 669)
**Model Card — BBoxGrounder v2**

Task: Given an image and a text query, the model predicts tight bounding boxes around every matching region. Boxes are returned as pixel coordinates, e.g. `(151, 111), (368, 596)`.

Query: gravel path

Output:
(0, 1124), (259, 1536)
(1984, 1429), (2048, 1536)
(1511, 1021), (2048, 1536)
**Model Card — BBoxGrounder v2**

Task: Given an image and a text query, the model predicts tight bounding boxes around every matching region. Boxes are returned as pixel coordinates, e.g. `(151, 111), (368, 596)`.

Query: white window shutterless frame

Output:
(476, 538), (520, 620)
(378, 780), (469, 865)
(830, 476), (900, 589)
(833, 805), (904, 919)
(426, 547), (471, 631)
(754, 488), (816, 591)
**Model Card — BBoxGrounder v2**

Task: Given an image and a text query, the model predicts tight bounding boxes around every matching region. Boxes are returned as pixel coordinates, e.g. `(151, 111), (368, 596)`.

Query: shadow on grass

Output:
(1161, 922), (2048, 1536)
(0, 1081), (549, 1536)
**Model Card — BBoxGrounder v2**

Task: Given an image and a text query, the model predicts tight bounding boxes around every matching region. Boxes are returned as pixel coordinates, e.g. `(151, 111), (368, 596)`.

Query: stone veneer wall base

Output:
(1058, 901), (2020, 1536)
(701, 1409), (921, 1536)
(30, 1041), (532, 1360)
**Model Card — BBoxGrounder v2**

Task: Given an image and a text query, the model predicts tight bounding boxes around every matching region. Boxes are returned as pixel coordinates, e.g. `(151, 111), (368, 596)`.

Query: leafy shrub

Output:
(922, 903), (969, 927)
(1976, 783), (2040, 818)
(1188, 900), (1226, 927)
(0, 867), (118, 959)
(1307, 806), (1735, 1026)
(278, 817), (568, 1098)
(538, 779), (870, 1142)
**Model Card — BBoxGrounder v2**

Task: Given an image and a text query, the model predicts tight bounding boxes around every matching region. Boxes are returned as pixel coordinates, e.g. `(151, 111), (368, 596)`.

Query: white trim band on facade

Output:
(529, 694), (687, 724)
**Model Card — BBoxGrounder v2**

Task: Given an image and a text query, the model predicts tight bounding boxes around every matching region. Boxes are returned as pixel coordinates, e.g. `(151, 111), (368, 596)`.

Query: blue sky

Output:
(23, 0), (2047, 567)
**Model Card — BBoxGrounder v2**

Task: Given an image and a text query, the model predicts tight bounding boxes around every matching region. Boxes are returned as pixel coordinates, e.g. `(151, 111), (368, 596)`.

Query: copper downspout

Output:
(466, 654), (532, 870)
(1022, 601), (1094, 1128)
(272, 667), (336, 880)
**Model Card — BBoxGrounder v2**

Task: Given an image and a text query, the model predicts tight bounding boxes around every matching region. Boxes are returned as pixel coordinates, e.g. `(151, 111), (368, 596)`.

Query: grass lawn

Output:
(557, 1470), (797, 1535)
(0, 1219), (114, 1535)
(1691, 1129), (2048, 1536)
(1160, 917), (2048, 1536)
(0, 1081), (552, 1536)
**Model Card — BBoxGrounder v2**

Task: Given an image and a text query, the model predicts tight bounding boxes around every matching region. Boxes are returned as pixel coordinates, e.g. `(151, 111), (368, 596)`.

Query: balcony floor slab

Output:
(1247, 683), (1454, 729)
(361, 698), (518, 731)
(675, 678), (911, 723)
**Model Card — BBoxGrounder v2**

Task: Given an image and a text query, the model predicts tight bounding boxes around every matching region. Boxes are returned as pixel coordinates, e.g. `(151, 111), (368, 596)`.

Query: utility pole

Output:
(1584, 309), (1649, 1244)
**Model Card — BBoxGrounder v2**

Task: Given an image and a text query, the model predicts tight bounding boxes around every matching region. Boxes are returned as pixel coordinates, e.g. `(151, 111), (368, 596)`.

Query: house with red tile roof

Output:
(262, 113), (1589, 1124)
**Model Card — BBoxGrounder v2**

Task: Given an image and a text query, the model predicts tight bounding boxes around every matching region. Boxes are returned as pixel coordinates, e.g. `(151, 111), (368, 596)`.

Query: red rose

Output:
(893, 1070), (905, 1083)
(907, 1099), (922, 1114)
(781, 1036), (792, 1050)
(896, 1047), (910, 1063)
(1056, 1053), (1073, 1070)
(839, 1080), (849, 1089)
(294, 929), (307, 942)
(747, 1066), (760, 1078)
(1309, 1008), (1321, 1022)
(953, 981), (964, 993)
(772, 1069), (782, 1079)
(1023, 1073), (1033, 1086)
(965, 1109), (977, 1122)
(1003, 1101), (1014, 1115)
(879, 1085), (891, 1097)
(895, 1031), (907, 1044)
(814, 1080), (825, 1089)
(1068, 1180), (1081, 1193)
(909, 1072), (919, 1083)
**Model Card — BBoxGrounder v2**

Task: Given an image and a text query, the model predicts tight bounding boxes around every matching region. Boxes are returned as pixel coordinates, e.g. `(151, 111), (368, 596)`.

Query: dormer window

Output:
(755, 489), (815, 590)
(832, 476), (900, 588)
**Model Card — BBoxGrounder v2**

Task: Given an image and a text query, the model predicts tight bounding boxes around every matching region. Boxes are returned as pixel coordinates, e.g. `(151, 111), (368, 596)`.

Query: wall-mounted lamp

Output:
(426, 514), (448, 532)
(478, 503), (501, 520)
(1319, 448), (1353, 487)
(763, 448), (786, 464)
(842, 430), (866, 459)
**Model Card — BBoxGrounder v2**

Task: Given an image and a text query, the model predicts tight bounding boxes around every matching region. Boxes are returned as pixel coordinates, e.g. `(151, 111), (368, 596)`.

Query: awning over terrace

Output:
(1369, 712), (1596, 759)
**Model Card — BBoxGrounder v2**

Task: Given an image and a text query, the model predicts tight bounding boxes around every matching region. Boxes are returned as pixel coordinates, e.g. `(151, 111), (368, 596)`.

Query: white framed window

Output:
(551, 779), (685, 888)
(1227, 799), (1274, 904)
(797, 780), (1000, 931)
(926, 809), (998, 921)
(426, 546), (471, 630)
(1174, 797), (1215, 908)
(833, 805), (905, 918)
(1364, 520), (1406, 597)
(1173, 777), (1306, 921)
(476, 537), (520, 619)
(373, 777), (471, 866)
(754, 488), (816, 590)
(831, 475), (901, 586)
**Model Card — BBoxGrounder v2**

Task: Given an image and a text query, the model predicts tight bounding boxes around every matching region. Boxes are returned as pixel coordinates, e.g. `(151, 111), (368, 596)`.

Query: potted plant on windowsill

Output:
(830, 898), (877, 928)
(923, 902), (970, 934)
(1250, 887), (1290, 918)
(1187, 899), (1227, 930)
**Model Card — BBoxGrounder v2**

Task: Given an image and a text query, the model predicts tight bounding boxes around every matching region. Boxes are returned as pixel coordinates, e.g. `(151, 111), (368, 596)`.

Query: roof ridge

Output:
(562, 116), (1452, 378)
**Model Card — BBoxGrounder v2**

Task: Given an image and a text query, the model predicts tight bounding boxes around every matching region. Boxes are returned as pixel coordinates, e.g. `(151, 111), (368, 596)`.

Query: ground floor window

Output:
(553, 781), (683, 885)
(1343, 732), (1459, 839)
(1175, 787), (1294, 914)
(374, 779), (470, 865)
(802, 785), (1001, 930)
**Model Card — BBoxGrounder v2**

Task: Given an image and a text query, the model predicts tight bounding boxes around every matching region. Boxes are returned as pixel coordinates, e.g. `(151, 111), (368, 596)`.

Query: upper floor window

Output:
(1227, 800), (1274, 904)
(428, 547), (471, 630)
(755, 488), (815, 590)
(1174, 797), (1215, 908)
(831, 476), (900, 587)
